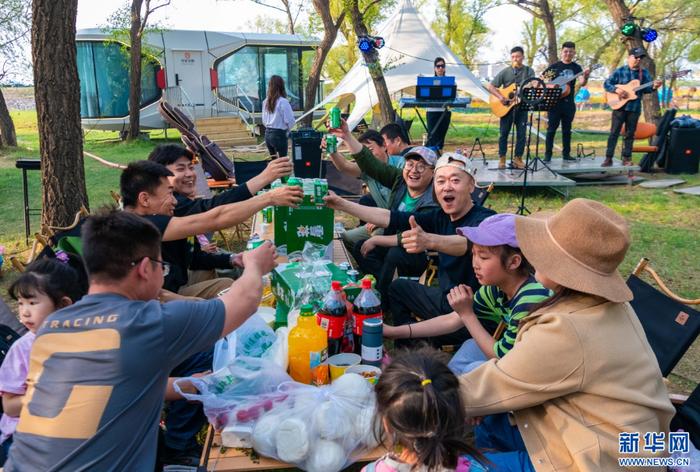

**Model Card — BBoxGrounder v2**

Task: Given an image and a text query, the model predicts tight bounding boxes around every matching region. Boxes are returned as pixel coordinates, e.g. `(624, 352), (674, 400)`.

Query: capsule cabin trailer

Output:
(76, 28), (323, 135)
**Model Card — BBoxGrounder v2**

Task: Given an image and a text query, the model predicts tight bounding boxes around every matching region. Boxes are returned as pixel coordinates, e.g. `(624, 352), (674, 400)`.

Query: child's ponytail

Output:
(375, 346), (486, 471)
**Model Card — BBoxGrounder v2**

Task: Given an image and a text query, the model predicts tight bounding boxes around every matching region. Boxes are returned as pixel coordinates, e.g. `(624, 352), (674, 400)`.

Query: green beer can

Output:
(287, 177), (301, 188)
(314, 178), (328, 203)
(330, 106), (341, 129)
(302, 179), (315, 205)
(326, 135), (337, 154)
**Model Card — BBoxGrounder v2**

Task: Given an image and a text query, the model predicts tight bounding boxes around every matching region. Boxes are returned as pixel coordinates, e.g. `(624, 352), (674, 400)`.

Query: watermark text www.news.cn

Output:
(618, 431), (692, 467)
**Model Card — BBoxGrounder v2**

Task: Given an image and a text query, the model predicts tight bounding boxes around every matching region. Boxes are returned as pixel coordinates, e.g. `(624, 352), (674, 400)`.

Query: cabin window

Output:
(77, 41), (161, 118)
(215, 45), (310, 112)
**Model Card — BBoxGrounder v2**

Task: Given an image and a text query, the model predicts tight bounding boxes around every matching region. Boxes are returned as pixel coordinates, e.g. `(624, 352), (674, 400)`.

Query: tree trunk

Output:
(539, 0), (558, 64)
(348, 0), (394, 126)
(590, 33), (616, 67)
(444, 0), (453, 47)
(302, 0), (344, 127)
(128, 0), (143, 140)
(32, 0), (89, 228)
(0, 89), (17, 147)
(604, 0), (660, 122)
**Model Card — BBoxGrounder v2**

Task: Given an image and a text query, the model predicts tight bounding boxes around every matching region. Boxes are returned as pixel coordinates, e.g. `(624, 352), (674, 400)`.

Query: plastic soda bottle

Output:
(351, 278), (382, 355)
(288, 304), (330, 385)
(316, 281), (347, 356)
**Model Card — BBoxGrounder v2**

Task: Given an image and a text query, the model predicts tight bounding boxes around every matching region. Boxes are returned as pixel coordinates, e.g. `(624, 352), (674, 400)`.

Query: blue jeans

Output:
(165, 350), (213, 450)
(264, 128), (289, 157)
(476, 413), (535, 471)
(498, 106), (528, 158)
(448, 339), (487, 374)
(0, 436), (13, 466)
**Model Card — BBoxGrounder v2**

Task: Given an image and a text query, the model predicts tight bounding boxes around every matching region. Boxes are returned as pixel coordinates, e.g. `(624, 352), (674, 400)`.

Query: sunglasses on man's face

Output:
(435, 64), (446, 69)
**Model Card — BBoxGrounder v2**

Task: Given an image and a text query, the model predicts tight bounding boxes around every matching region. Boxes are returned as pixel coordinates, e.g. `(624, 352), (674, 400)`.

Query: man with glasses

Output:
(5, 210), (278, 472)
(323, 154), (497, 347)
(119, 160), (301, 300)
(118, 161), (300, 465)
(425, 57), (452, 150)
(329, 120), (438, 307)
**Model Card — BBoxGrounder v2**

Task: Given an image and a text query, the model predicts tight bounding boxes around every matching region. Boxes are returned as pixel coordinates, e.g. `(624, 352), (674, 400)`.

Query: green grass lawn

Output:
(1, 106), (699, 393)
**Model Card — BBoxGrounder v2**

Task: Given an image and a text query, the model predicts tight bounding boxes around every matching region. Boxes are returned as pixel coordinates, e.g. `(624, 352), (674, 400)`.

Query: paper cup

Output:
(345, 365), (382, 385)
(328, 353), (362, 381)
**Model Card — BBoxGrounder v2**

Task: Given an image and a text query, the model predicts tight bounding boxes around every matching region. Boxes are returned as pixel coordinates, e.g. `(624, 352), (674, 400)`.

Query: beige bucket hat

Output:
(514, 198), (633, 303)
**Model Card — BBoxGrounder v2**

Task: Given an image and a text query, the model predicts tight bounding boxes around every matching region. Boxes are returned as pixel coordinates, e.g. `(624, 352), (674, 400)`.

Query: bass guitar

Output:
(605, 70), (690, 110)
(489, 83), (519, 118)
(545, 63), (602, 98)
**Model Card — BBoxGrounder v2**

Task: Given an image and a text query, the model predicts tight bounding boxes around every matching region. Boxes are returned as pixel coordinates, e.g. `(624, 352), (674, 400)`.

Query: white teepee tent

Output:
(305, 0), (490, 130)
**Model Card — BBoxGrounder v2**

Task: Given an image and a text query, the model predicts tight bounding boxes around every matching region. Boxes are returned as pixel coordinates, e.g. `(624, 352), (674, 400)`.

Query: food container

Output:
(328, 353), (361, 381)
(345, 365), (381, 385)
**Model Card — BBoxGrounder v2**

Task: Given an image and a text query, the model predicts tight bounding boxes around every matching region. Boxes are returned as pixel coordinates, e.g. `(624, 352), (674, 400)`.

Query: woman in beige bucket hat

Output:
(458, 199), (675, 472)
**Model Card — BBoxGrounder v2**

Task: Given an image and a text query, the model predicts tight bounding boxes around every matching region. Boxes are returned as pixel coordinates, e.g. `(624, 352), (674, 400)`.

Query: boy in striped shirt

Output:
(383, 214), (551, 373)
(447, 214), (552, 373)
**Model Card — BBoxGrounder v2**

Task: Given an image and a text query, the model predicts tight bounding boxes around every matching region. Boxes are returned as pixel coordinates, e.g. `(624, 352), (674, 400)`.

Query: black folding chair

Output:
(627, 258), (700, 377)
(471, 183), (494, 207)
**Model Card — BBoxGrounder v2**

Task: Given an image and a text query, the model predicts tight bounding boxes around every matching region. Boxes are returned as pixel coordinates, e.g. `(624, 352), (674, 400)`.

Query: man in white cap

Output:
(323, 153), (496, 347)
(328, 120), (438, 306)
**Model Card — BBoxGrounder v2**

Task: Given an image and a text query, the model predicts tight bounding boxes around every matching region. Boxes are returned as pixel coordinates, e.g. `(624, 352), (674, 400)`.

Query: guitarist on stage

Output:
(543, 41), (590, 163)
(602, 47), (661, 167)
(487, 46), (535, 169)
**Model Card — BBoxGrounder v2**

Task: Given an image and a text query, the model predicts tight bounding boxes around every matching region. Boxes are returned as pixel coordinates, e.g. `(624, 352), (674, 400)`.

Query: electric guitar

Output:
(545, 63), (602, 98)
(489, 83), (519, 117)
(605, 70), (690, 110)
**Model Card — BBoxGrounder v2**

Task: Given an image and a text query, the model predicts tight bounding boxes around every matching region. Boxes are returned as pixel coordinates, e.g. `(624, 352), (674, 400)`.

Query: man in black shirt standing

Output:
(543, 42), (590, 162)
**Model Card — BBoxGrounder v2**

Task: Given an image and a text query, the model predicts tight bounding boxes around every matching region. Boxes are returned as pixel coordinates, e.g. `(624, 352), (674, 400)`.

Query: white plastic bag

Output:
(212, 314), (276, 371)
(174, 359), (381, 472)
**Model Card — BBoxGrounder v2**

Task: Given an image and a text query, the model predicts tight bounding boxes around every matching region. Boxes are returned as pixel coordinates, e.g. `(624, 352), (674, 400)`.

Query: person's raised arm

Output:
(447, 285), (496, 359)
(163, 186), (302, 241)
(2, 393), (23, 417)
(400, 216), (469, 256)
(324, 135), (362, 178)
(323, 190), (391, 228)
(384, 312), (463, 339)
(218, 242), (278, 337)
(245, 157), (294, 194)
(328, 118), (363, 154)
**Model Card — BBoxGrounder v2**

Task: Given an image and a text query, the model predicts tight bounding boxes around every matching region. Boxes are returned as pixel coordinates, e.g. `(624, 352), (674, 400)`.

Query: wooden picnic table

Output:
(199, 428), (387, 471)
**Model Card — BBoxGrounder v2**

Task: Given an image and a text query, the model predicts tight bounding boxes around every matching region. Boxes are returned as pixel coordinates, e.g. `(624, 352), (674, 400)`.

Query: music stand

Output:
(516, 81), (561, 215)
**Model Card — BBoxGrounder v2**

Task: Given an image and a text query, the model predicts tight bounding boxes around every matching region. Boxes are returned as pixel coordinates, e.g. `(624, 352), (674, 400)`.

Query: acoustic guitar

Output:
(605, 70), (690, 110)
(489, 83), (519, 117)
(545, 63), (602, 98)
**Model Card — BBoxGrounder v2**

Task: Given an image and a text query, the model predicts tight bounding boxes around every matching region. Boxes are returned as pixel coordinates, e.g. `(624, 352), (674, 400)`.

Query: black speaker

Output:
(290, 128), (325, 178)
(666, 127), (700, 174)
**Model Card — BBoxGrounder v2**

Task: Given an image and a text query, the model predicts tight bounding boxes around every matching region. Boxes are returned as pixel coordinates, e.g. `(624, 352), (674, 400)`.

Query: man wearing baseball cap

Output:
(328, 120), (438, 306)
(323, 153), (496, 347)
(602, 47), (661, 167)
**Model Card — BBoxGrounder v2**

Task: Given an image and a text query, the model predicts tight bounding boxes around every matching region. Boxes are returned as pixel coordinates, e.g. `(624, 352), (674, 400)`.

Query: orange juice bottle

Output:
(288, 304), (329, 385)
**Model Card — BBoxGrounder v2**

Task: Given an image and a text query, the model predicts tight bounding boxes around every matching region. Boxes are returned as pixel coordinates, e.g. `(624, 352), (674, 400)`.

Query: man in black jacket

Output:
(148, 145), (291, 292)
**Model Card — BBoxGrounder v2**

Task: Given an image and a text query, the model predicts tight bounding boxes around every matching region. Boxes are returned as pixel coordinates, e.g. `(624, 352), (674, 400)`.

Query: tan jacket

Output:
(459, 294), (676, 472)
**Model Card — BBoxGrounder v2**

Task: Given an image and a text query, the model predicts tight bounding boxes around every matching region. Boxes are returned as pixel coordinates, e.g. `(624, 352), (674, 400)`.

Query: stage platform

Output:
(471, 157), (639, 190)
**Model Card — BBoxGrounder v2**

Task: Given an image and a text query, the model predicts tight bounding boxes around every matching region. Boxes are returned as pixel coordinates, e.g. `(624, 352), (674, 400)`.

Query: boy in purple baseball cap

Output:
(383, 214), (552, 373)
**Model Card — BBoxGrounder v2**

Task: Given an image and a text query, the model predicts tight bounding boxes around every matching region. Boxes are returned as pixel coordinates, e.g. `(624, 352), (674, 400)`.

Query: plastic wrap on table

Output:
(174, 358), (381, 472)
(213, 315), (288, 371)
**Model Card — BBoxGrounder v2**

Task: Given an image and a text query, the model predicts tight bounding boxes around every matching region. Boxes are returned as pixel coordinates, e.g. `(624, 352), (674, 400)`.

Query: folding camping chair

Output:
(8, 206), (89, 272)
(472, 183), (494, 207)
(627, 257), (700, 377)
